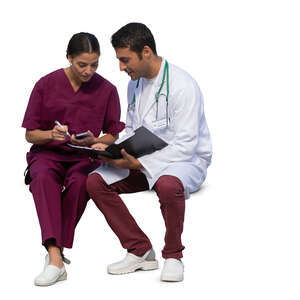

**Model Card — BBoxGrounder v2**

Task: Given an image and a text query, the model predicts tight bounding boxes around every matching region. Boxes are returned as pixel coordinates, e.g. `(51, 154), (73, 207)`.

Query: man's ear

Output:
(142, 46), (152, 59)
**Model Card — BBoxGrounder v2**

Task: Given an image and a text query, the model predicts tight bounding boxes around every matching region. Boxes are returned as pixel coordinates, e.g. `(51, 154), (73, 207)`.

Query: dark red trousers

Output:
(29, 157), (100, 248)
(86, 170), (185, 259)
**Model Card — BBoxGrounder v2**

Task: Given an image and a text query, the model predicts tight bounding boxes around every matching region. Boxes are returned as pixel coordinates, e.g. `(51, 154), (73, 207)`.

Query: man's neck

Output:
(144, 56), (163, 79)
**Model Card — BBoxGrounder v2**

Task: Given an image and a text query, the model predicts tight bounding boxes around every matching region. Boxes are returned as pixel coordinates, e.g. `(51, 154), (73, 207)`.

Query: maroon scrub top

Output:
(22, 69), (125, 162)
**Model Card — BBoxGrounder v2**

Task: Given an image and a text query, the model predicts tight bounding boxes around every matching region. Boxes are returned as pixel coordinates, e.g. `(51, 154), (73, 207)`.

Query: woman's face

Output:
(68, 52), (99, 82)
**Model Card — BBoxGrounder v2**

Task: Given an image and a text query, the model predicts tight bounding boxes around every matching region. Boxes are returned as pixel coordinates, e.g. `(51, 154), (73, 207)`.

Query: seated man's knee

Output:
(155, 175), (184, 200)
(86, 173), (107, 197)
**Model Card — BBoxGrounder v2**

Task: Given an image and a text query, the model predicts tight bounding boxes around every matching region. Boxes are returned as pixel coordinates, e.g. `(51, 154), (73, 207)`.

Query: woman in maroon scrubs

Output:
(22, 32), (125, 286)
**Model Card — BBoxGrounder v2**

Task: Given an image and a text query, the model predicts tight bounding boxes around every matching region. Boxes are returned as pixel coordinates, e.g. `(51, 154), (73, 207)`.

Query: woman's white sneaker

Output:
(160, 258), (184, 282)
(107, 248), (159, 275)
(34, 264), (67, 286)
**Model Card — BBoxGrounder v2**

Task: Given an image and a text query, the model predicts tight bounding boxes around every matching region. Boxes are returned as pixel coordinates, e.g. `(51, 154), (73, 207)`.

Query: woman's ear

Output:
(67, 55), (73, 65)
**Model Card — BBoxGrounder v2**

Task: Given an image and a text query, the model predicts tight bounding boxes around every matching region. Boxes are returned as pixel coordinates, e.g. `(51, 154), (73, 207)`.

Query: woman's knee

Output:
(30, 167), (60, 185)
(65, 172), (87, 191)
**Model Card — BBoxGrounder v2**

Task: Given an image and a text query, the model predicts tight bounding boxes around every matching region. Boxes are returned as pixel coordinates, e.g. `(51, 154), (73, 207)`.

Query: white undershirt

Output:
(138, 60), (164, 116)
(138, 76), (156, 116)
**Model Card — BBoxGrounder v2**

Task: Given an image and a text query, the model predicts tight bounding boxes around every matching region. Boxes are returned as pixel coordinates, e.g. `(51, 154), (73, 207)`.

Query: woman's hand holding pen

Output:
(52, 120), (71, 141)
(51, 125), (70, 141)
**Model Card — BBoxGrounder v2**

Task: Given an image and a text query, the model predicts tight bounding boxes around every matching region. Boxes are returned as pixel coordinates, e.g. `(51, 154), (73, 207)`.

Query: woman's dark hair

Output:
(111, 23), (157, 59)
(66, 32), (100, 58)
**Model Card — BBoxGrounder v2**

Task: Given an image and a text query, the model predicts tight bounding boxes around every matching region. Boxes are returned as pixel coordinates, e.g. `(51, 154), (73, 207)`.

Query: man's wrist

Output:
(135, 160), (143, 169)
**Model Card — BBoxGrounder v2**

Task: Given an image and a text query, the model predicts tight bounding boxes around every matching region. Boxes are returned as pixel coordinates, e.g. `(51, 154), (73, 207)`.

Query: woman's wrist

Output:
(38, 130), (53, 144)
(48, 130), (54, 141)
(90, 136), (98, 146)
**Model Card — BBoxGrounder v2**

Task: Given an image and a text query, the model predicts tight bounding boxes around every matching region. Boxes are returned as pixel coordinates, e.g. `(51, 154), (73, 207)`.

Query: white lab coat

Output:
(92, 59), (212, 199)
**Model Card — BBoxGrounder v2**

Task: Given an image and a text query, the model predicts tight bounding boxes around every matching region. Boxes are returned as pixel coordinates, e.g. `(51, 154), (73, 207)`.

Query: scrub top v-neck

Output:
(62, 68), (83, 94)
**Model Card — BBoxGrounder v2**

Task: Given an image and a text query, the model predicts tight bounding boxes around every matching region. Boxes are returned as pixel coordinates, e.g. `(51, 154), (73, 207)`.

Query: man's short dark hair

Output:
(111, 23), (157, 58)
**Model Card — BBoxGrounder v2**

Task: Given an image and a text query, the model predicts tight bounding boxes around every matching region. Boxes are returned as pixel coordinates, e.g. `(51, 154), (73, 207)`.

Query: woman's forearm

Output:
(25, 129), (53, 145)
(94, 133), (118, 145)
(26, 130), (118, 146)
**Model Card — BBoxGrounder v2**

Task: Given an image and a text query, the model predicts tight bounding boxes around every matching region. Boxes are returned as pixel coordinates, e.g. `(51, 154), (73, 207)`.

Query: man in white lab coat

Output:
(86, 23), (212, 282)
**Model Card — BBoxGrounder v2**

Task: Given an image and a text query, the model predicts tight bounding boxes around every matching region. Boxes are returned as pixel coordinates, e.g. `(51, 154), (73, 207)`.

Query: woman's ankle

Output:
(48, 246), (63, 268)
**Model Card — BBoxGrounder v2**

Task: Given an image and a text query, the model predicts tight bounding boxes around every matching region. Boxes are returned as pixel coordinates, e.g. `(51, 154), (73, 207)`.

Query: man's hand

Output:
(70, 130), (95, 147)
(99, 149), (143, 170)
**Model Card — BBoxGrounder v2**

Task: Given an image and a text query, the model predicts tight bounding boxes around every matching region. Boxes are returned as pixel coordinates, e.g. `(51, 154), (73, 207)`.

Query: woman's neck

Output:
(64, 67), (82, 89)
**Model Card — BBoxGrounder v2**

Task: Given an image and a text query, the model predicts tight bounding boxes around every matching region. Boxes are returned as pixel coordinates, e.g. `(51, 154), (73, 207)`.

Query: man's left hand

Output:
(99, 149), (143, 170)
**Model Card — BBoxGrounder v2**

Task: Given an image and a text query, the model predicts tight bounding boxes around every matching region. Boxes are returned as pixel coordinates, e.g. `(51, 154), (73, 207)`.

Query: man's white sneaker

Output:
(107, 248), (159, 275)
(34, 264), (67, 286)
(160, 258), (184, 282)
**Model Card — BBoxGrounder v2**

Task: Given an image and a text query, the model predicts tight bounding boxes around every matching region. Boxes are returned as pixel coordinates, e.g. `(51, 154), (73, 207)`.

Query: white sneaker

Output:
(34, 254), (67, 286)
(34, 264), (67, 286)
(160, 258), (184, 282)
(43, 254), (50, 271)
(107, 249), (159, 275)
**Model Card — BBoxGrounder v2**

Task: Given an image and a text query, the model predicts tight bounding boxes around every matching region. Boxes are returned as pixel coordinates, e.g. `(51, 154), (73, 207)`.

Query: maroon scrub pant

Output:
(86, 170), (186, 259)
(29, 157), (99, 248)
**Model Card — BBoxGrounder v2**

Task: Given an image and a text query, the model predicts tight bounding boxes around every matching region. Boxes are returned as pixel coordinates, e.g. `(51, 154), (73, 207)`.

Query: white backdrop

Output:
(1, 0), (300, 299)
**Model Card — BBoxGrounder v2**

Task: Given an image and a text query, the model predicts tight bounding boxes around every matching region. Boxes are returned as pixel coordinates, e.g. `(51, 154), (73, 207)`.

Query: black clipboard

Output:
(67, 126), (168, 159)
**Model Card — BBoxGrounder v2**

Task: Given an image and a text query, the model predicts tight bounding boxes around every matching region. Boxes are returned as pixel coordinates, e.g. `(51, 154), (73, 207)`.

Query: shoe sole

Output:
(108, 260), (159, 275)
(160, 274), (184, 282)
(34, 272), (67, 287)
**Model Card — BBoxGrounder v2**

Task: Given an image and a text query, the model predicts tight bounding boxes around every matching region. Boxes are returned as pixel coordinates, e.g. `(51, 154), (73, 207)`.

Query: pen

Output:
(54, 120), (71, 137)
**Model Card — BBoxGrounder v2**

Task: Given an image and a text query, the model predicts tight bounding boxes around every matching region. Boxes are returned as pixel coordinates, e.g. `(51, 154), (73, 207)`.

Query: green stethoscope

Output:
(130, 60), (169, 127)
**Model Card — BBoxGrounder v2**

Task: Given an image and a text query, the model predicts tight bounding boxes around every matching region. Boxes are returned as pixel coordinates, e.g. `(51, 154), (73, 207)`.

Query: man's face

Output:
(115, 47), (148, 80)
(68, 52), (99, 82)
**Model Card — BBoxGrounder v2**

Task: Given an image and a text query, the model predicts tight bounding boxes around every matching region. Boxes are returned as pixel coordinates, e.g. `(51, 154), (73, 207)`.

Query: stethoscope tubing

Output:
(130, 60), (169, 127)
